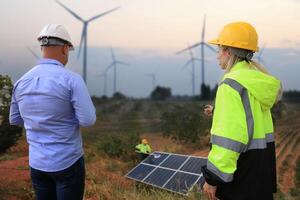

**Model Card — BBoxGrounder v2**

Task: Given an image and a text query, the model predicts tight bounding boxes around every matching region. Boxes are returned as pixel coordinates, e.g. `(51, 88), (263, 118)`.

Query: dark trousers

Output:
(30, 156), (85, 200)
(136, 152), (149, 161)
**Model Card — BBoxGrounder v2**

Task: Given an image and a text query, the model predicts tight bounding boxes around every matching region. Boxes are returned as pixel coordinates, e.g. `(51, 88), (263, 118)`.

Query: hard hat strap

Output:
(229, 47), (254, 61)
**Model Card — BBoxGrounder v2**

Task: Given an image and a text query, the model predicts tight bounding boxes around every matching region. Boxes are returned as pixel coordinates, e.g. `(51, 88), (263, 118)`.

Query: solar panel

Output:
(164, 171), (199, 194)
(125, 151), (207, 196)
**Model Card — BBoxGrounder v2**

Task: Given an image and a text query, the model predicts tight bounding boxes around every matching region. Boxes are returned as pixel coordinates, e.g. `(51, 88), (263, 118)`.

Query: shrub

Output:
(150, 86), (172, 100)
(97, 132), (140, 158)
(0, 75), (22, 153)
(160, 105), (211, 143)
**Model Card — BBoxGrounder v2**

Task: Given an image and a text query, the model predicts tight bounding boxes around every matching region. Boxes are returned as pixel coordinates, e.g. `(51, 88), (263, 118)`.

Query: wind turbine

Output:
(99, 72), (108, 96)
(27, 47), (40, 60)
(105, 48), (129, 94)
(56, 0), (120, 83)
(176, 14), (216, 85)
(145, 73), (156, 91)
(181, 47), (201, 96)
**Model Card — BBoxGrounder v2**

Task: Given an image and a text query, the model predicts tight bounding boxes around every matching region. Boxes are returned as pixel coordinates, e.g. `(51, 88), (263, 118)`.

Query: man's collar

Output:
(38, 58), (64, 67)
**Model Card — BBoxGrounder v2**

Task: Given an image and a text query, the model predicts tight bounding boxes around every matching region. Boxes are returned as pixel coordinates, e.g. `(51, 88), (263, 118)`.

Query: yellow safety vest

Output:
(135, 144), (151, 154)
(207, 60), (280, 182)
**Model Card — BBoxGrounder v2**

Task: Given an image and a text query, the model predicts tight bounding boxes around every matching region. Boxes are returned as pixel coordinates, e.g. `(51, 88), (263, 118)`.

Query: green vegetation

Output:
(151, 86), (172, 100)
(97, 132), (140, 158)
(0, 75), (22, 153)
(160, 104), (211, 143)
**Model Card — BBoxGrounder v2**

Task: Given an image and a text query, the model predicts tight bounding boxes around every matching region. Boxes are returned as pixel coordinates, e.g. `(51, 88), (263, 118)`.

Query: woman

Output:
(201, 22), (282, 200)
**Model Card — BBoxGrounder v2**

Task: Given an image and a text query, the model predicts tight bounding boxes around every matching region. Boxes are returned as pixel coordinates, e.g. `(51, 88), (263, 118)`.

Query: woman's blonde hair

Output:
(221, 45), (269, 74)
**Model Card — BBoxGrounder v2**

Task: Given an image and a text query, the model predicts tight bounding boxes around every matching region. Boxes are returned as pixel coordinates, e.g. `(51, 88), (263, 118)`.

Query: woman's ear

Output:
(225, 49), (231, 57)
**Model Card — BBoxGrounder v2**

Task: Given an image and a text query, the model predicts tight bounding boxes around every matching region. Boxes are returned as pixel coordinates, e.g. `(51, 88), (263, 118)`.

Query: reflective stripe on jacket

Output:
(202, 61), (280, 200)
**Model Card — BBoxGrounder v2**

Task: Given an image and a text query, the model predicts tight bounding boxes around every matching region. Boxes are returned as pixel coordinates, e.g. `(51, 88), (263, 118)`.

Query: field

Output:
(0, 99), (299, 200)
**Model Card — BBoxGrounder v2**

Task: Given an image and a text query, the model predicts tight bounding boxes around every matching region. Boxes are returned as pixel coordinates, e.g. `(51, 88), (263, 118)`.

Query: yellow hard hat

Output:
(142, 139), (148, 144)
(209, 22), (259, 52)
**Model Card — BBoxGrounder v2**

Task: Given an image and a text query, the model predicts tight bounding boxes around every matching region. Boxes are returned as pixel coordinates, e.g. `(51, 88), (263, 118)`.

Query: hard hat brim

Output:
(208, 39), (259, 52)
(208, 39), (219, 46)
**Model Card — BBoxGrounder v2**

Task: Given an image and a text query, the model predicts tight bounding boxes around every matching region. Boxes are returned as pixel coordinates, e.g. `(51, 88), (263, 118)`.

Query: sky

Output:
(0, 0), (300, 97)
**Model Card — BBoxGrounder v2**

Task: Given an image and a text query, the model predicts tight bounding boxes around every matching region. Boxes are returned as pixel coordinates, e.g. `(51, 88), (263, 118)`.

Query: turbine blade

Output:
(176, 42), (201, 54)
(27, 47), (39, 59)
(77, 27), (86, 58)
(204, 43), (217, 52)
(56, 0), (85, 22)
(201, 14), (206, 42)
(116, 61), (129, 66)
(110, 47), (115, 61)
(105, 63), (114, 72)
(87, 6), (120, 22)
(181, 60), (192, 71)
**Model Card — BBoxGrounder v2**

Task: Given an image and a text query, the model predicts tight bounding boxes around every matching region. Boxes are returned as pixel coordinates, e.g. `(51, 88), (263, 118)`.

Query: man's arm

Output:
(71, 75), (96, 127)
(9, 89), (24, 126)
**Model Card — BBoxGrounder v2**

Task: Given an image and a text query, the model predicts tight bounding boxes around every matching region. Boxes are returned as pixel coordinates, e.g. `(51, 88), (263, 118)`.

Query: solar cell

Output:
(164, 172), (199, 194)
(160, 154), (188, 170)
(180, 156), (206, 174)
(127, 164), (155, 181)
(144, 167), (175, 187)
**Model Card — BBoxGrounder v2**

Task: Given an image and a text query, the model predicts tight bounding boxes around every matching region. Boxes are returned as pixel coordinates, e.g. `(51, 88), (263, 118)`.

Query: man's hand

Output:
(203, 182), (218, 200)
(203, 105), (214, 117)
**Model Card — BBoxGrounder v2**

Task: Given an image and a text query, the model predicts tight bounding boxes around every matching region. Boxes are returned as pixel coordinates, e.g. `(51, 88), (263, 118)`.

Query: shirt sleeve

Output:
(70, 75), (96, 127)
(9, 88), (24, 126)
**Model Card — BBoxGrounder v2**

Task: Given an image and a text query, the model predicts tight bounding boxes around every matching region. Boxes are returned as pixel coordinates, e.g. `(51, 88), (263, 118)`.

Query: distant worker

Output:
(9, 24), (96, 200)
(201, 22), (282, 200)
(135, 139), (152, 161)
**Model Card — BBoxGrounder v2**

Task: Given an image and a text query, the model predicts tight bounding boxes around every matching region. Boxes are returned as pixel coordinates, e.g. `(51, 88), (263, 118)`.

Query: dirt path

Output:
(0, 156), (31, 200)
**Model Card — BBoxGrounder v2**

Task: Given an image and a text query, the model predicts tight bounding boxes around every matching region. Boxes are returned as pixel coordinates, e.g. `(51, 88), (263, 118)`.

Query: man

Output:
(9, 24), (96, 200)
(135, 138), (152, 161)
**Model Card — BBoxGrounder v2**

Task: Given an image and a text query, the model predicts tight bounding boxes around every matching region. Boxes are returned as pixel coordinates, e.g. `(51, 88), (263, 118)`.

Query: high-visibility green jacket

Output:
(135, 143), (151, 154)
(202, 61), (281, 200)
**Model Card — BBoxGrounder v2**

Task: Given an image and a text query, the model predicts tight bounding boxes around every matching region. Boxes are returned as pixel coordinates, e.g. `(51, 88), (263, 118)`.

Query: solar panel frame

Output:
(125, 151), (207, 196)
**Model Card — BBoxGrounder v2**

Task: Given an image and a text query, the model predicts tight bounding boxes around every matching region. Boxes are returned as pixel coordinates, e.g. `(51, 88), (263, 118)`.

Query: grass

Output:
(1, 99), (299, 200)
(0, 153), (16, 161)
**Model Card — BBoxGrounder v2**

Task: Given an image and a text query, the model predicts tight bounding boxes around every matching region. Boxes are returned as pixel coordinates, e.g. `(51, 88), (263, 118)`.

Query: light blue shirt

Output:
(9, 58), (96, 172)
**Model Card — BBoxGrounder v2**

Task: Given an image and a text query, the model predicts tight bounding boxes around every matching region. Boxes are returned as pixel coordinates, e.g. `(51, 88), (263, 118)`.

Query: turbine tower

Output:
(56, 0), (120, 83)
(145, 73), (156, 91)
(176, 14), (216, 85)
(99, 72), (108, 96)
(181, 47), (200, 96)
(105, 48), (129, 94)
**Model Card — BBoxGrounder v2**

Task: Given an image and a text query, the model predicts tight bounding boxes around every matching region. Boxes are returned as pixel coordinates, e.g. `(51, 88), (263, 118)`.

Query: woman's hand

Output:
(203, 182), (218, 200)
(203, 104), (214, 117)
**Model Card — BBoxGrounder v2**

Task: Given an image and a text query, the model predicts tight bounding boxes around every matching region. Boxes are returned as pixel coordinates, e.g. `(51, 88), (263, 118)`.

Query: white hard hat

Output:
(37, 24), (74, 50)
